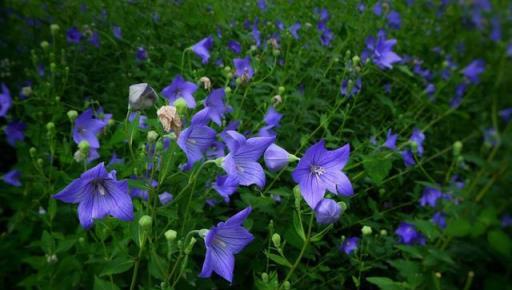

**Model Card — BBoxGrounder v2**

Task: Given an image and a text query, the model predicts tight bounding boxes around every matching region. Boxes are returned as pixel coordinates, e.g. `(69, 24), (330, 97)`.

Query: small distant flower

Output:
(383, 129), (398, 150)
(340, 79), (362, 98)
(4, 121), (26, 146)
(2, 169), (21, 187)
(289, 22), (301, 39)
(66, 27), (82, 44)
(358, 2), (366, 13)
(212, 175), (239, 202)
(136, 47), (148, 61)
(387, 11), (401, 29)
(507, 43), (512, 57)
(129, 83), (157, 110)
(258, 106), (282, 137)
(363, 30), (402, 70)
(490, 17), (501, 42)
(252, 22), (261, 47)
(409, 128), (425, 156)
(340, 237), (359, 254)
(129, 179), (157, 201)
(161, 75), (198, 108)
(401, 150), (415, 167)
(222, 131), (274, 188)
(462, 59), (485, 84)
(275, 20), (285, 31)
(112, 26), (122, 39)
(373, 2), (382, 16)
(501, 214), (512, 228)
(89, 31), (100, 48)
(159, 192), (173, 205)
(450, 83), (466, 109)
(199, 207), (254, 283)
(319, 28), (334, 46)
(257, 0), (267, 11)
(73, 109), (107, 148)
(499, 108), (512, 123)
(178, 125), (216, 169)
(192, 36), (214, 64)
(314, 199), (341, 224)
(53, 162), (133, 229)
(0, 83), (12, 117)
(233, 57), (254, 81)
(425, 83), (436, 100)
(419, 187), (442, 207)
(395, 222), (426, 245)
(228, 40), (241, 54)
(264, 144), (293, 172)
(292, 140), (352, 209)
(484, 128), (499, 147)
(432, 212), (446, 229)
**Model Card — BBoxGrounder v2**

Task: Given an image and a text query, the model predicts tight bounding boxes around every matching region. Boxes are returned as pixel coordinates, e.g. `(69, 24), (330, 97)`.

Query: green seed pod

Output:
(40, 41), (49, 50)
(67, 110), (78, 122)
(453, 141), (463, 156)
(272, 233), (281, 248)
(164, 230), (177, 241)
(50, 24), (60, 34)
(361, 225), (372, 236)
(138, 215), (153, 232)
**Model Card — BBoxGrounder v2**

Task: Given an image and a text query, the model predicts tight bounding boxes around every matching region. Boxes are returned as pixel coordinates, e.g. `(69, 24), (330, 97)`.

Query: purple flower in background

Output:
(234, 57), (254, 81)
(289, 22), (301, 39)
(2, 169), (21, 187)
(257, 0), (267, 11)
(112, 26), (122, 39)
(432, 212), (447, 229)
(292, 140), (352, 209)
(0, 83), (12, 117)
(129, 179), (157, 201)
(73, 109), (107, 148)
(462, 59), (485, 84)
(501, 214), (512, 228)
(373, 2), (382, 16)
(401, 150), (415, 167)
(159, 192), (173, 205)
(450, 83), (466, 109)
(490, 17), (501, 42)
(53, 162), (133, 229)
(222, 131), (274, 188)
(363, 30), (402, 70)
(37, 64), (46, 77)
(212, 175), (239, 202)
(66, 27), (82, 44)
(387, 11), (401, 29)
(340, 79), (362, 98)
(410, 128), (425, 156)
(201, 88), (231, 125)
(4, 121), (26, 146)
(358, 2), (366, 13)
(258, 106), (282, 137)
(425, 83), (436, 99)
(314, 198), (341, 224)
(108, 153), (124, 166)
(383, 129), (398, 150)
(89, 31), (100, 48)
(264, 144), (293, 172)
(199, 207), (254, 283)
(340, 237), (359, 254)
(395, 222), (425, 245)
(178, 125), (216, 169)
(161, 75), (198, 108)
(419, 187), (442, 207)
(252, 22), (261, 47)
(275, 20), (285, 31)
(499, 108), (512, 123)
(317, 8), (330, 22)
(484, 128), (499, 147)
(319, 28), (334, 46)
(136, 47), (148, 61)
(228, 40), (241, 54)
(507, 43), (512, 57)
(192, 36), (214, 64)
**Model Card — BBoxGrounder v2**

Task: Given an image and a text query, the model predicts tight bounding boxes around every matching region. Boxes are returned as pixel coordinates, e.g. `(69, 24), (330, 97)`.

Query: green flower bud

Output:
(214, 156), (224, 168)
(293, 185), (302, 208)
(50, 24), (60, 34)
(46, 254), (58, 264)
(174, 98), (187, 114)
(272, 233), (281, 248)
(379, 188), (386, 195)
(67, 110), (78, 122)
(138, 215), (153, 231)
(184, 237), (197, 254)
(288, 154), (300, 162)
(338, 201), (348, 211)
(147, 130), (159, 143)
(50, 62), (56, 73)
(37, 158), (44, 167)
(380, 229), (388, 236)
(21, 86), (32, 97)
(198, 229), (209, 239)
(278, 86), (286, 94)
(272, 49), (280, 57)
(78, 140), (90, 155)
(235, 77), (243, 85)
(361, 225), (372, 236)
(352, 55), (361, 66)
(40, 41), (49, 50)
(164, 229), (177, 241)
(283, 281), (291, 290)
(223, 66), (231, 73)
(226, 72), (233, 79)
(453, 141), (463, 156)
(55, 96), (60, 102)
(225, 87), (232, 94)
(78, 237), (85, 244)
(46, 122), (55, 132)
(261, 272), (269, 283)
(410, 141), (418, 153)
(29, 147), (37, 158)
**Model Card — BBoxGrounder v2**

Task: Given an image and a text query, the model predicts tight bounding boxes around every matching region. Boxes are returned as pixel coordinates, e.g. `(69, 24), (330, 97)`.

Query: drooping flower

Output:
(0, 83), (12, 117)
(73, 109), (107, 148)
(252, 22), (261, 47)
(314, 198), (341, 224)
(257, 0), (267, 11)
(178, 125), (216, 169)
(363, 30), (402, 70)
(159, 192), (173, 205)
(292, 140), (352, 209)
(233, 57), (254, 81)
(222, 131), (275, 188)
(129, 83), (157, 110)
(2, 169), (21, 187)
(432, 212), (446, 229)
(157, 106), (182, 136)
(199, 207), (254, 283)
(419, 187), (442, 207)
(66, 27), (82, 44)
(192, 36), (214, 64)
(395, 222), (426, 245)
(450, 83), (466, 109)
(264, 143), (295, 172)
(340, 237), (359, 255)
(161, 75), (198, 108)
(228, 40), (241, 54)
(462, 59), (485, 84)
(383, 129), (398, 150)
(373, 1), (382, 16)
(53, 162), (133, 229)
(212, 175), (239, 202)
(4, 121), (26, 146)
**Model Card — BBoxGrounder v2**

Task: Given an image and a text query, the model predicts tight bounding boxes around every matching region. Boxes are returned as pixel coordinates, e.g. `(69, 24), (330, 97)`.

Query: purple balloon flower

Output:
(212, 175), (239, 202)
(136, 47), (148, 61)
(462, 59), (485, 84)
(499, 108), (512, 123)
(159, 192), (173, 205)
(363, 30), (402, 70)
(2, 169), (21, 187)
(409, 128), (425, 156)
(198, 88), (231, 125)
(73, 108), (107, 148)
(222, 131), (275, 188)
(53, 162), (133, 229)
(161, 75), (198, 108)
(192, 36), (214, 64)
(401, 150), (415, 167)
(66, 27), (82, 44)
(264, 143), (291, 172)
(0, 83), (12, 117)
(112, 26), (122, 39)
(432, 212), (447, 229)
(383, 129), (398, 150)
(419, 187), (442, 207)
(228, 40), (241, 54)
(395, 222), (425, 245)
(233, 57), (254, 81)
(314, 198), (341, 224)
(289, 22), (301, 39)
(199, 207), (254, 283)
(4, 121), (26, 146)
(89, 31), (100, 48)
(258, 106), (282, 137)
(177, 125), (216, 170)
(292, 140), (352, 209)
(387, 11), (401, 29)
(340, 237), (359, 255)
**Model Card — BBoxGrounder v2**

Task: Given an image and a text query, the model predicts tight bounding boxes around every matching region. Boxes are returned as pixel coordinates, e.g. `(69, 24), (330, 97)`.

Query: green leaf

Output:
(93, 276), (120, 290)
(366, 277), (408, 290)
(149, 251), (167, 280)
(363, 153), (392, 184)
(445, 219), (471, 237)
(293, 211), (306, 241)
(310, 224), (333, 243)
(266, 253), (292, 268)
(488, 230), (512, 256)
(100, 257), (134, 277)
(41, 231), (55, 253)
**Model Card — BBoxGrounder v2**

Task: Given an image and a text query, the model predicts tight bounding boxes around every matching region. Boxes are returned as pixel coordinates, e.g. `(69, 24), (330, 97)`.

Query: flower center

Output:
(310, 165), (325, 176)
(92, 180), (108, 196)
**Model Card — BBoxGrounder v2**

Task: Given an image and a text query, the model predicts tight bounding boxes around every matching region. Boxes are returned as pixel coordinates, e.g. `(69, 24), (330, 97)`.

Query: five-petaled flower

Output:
(161, 75), (198, 109)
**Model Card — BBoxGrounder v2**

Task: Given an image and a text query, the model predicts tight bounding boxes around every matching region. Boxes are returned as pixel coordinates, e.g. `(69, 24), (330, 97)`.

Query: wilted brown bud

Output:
(157, 106), (182, 137)
(199, 77), (211, 90)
